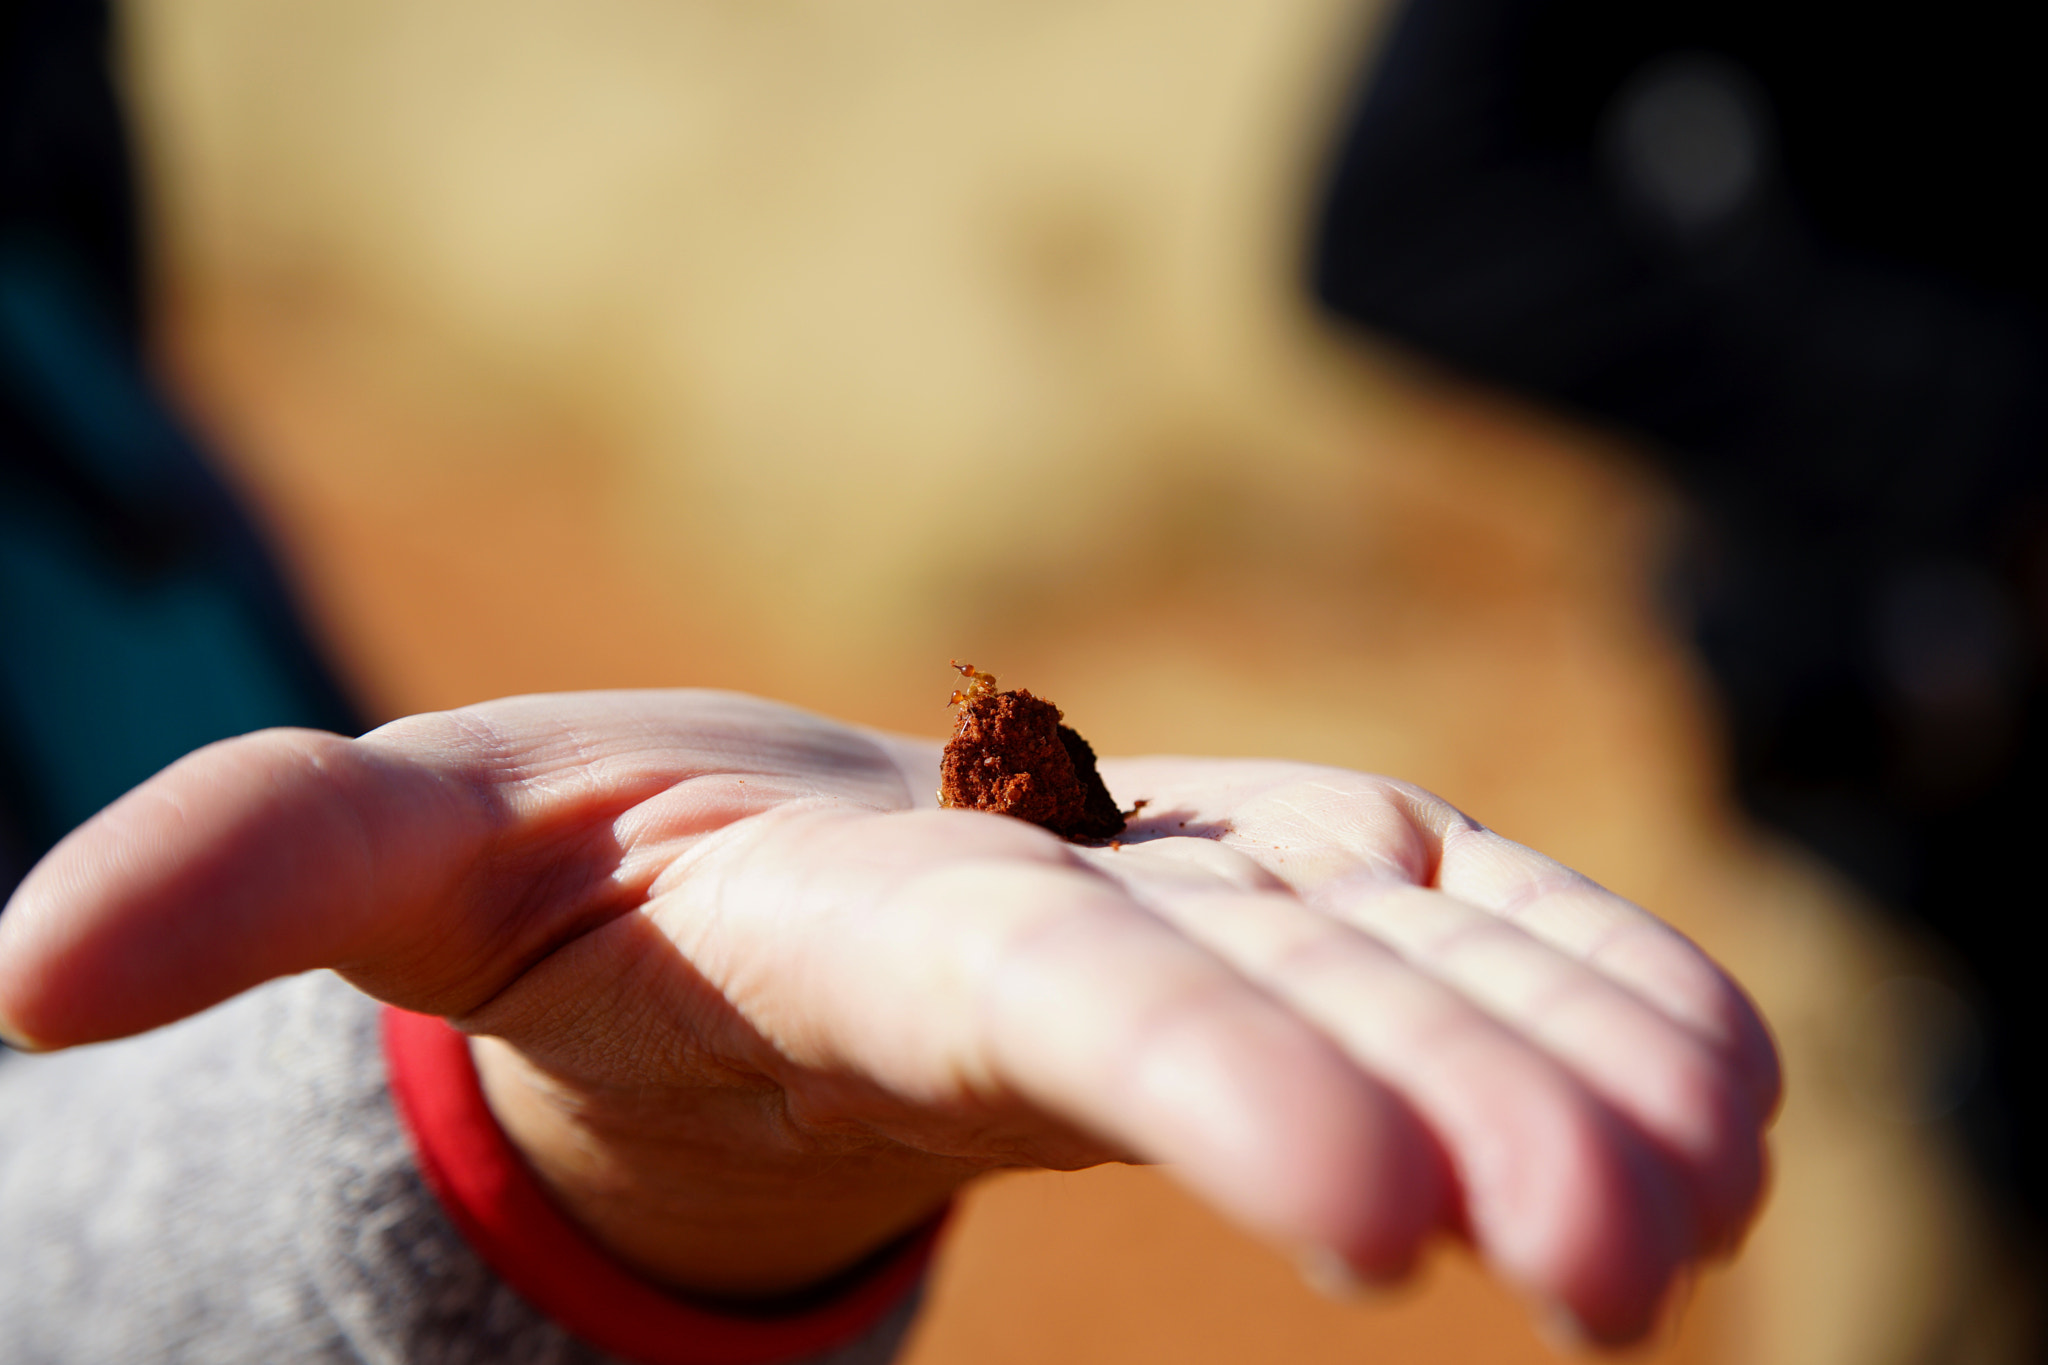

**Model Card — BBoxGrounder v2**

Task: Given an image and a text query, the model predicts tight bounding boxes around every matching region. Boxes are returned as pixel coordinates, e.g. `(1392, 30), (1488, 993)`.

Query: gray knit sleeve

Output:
(0, 973), (922, 1365)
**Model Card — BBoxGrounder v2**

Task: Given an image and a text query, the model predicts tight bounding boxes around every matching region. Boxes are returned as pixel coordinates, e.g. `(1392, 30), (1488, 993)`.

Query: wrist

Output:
(383, 1007), (948, 1364)
(468, 1034), (962, 1300)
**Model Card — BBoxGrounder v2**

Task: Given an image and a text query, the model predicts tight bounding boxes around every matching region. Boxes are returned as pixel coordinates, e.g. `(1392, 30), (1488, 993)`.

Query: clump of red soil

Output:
(939, 662), (1126, 842)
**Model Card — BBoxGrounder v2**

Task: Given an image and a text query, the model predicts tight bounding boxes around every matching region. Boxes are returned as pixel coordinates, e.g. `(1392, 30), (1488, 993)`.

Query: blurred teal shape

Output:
(0, 233), (178, 495)
(0, 482), (315, 838)
(0, 232), (359, 876)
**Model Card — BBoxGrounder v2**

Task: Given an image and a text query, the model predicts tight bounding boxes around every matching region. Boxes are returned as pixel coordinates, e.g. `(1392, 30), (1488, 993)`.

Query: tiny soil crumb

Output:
(939, 662), (1126, 842)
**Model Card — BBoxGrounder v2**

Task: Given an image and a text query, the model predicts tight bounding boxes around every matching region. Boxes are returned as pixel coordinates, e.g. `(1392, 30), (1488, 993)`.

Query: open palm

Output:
(0, 689), (1778, 1345)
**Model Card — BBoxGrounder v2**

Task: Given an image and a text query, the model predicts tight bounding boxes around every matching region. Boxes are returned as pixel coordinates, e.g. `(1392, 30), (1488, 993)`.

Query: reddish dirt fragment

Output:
(939, 662), (1126, 842)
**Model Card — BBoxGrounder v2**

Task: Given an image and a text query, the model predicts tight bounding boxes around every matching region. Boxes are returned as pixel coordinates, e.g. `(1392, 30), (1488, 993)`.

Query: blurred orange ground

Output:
(126, 0), (2033, 1359)
(161, 275), (2027, 1365)
(168, 276), (1738, 1365)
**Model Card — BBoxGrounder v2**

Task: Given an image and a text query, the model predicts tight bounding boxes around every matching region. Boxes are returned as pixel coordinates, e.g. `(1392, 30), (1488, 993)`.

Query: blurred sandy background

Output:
(115, 0), (2030, 1360)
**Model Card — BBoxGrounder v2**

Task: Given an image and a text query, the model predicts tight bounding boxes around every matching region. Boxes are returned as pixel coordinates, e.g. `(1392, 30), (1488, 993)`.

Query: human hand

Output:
(0, 690), (1777, 1345)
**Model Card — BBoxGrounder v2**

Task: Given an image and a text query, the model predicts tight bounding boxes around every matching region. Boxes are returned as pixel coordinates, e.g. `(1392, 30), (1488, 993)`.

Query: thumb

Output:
(0, 727), (492, 1049)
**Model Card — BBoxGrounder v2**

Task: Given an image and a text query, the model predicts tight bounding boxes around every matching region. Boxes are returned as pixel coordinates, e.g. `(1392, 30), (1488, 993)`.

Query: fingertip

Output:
(1601, 926), (1785, 1122)
(1328, 1091), (1451, 1282)
(1535, 1261), (1697, 1353)
(1734, 995), (1785, 1122)
(1595, 1017), (1768, 1257)
(1134, 1013), (1445, 1283)
(0, 870), (70, 1050)
(1653, 946), (1783, 1123)
(1473, 1098), (1692, 1348)
(1295, 1246), (1417, 1303)
(1702, 1133), (1774, 1261)
(0, 1009), (48, 1053)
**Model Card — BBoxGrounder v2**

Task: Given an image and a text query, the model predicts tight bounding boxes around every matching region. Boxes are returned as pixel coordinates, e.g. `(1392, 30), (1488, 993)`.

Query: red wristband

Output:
(382, 1006), (944, 1365)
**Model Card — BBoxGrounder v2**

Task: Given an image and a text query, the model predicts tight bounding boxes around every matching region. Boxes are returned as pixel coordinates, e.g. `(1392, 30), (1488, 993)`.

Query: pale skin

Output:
(0, 689), (1780, 1347)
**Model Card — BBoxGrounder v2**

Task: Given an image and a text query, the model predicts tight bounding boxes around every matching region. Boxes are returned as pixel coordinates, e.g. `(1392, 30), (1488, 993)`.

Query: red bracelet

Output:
(382, 1007), (945, 1365)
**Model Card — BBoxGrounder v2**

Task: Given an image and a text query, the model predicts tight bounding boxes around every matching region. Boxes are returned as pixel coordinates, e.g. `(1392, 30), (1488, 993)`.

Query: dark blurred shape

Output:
(2, 0), (361, 899)
(1311, 0), (2048, 1240)
(1602, 52), (1773, 243)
